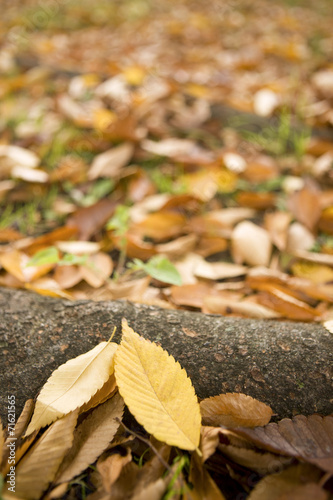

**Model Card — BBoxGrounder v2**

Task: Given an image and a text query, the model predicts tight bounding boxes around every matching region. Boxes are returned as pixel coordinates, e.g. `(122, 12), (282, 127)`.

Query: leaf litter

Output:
(1, 0), (333, 498)
(1, 321), (332, 499)
(0, 0), (333, 321)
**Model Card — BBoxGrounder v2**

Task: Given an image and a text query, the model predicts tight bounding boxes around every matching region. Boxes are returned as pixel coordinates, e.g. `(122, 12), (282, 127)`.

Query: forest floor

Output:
(1, 0), (333, 323)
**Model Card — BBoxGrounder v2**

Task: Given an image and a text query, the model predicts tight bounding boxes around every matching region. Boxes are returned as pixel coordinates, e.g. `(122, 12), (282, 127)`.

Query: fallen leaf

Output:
(286, 223), (316, 253)
(194, 259), (247, 280)
(247, 463), (323, 500)
(114, 319), (201, 451)
(170, 282), (214, 308)
(218, 442), (293, 475)
(97, 448), (133, 493)
(133, 212), (186, 241)
(25, 340), (118, 435)
(288, 184), (321, 231)
(203, 296), (280, 319)
(67, 198), (116, 240)
(0, 249), (55, 282)
(231, 221), (272, 266)
(88, 142), (134, 180)
(56, 393), (124, 483)
(80, 252), (113, 288)
(12, 411), (78, 499)
(229, 415), (333, 473)
(0, 144), (40, 168)
(200, 393), (273, 428)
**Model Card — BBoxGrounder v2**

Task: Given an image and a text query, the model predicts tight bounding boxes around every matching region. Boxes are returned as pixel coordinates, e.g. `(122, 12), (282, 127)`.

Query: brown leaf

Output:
(67, 198), (117, 240)
(56, 393), (124, 484)
(203, 296), (280, 319)
(97, 448), (133, 493)
(288, 184), (321, 231)
(170, 283), (214, 308)
(200, 393), (273, 428)
(133, 212), (186, 241)
(12, 411), (78, 499)
(247, 464), (323, 500)
(230, 415), (333, 473)
(236, 191), (276, 209)
(255, 286), (321, 321)
(24, 226), (78, 255)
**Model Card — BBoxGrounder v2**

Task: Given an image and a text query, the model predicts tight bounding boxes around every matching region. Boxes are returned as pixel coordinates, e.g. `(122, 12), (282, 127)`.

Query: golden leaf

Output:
(200, 393), (273, 428)
(25, 341), (118, 436)
(114, 320), (201, 451)
(13, 411), (78, 499)
(56, 393), (124, 484)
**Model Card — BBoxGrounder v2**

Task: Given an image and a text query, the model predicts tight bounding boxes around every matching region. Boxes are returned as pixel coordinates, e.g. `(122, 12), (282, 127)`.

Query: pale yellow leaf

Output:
(25, 341), (118, 435)
(114, 320), (201, 451)
(13, 411), (77, 499)
(200, 393), (273, 428)
(231, 221), (272, 266)
(56, 392), (124, 483)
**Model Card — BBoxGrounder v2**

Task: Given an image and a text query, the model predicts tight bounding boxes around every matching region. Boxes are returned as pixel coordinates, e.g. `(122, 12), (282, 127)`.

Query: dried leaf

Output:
(88, 142), (134, 180)
(194, 260), (247, 281)
(80, 252), (113, 288)
(67, 198), (116, 240)
(12, 411), (78, 499)
(0, 250), (55, 283)
(200, 393), (273, 428)
(170, 283), (214, 308)
(231, 221), (272, 266)
(288, 184), (321, 231)
(204, 296), (280, 319)
(286, 223), (315, 253)
(229, 415), (333, 473)
(134, 212), (186, 241)
(97, 448), (133, 493)
(218, 443), (293, 475)
(25, 341), (118, 435)
(115, 319), (201, 451)
(247, 464), (323, 500)
(56, 393), (124, 483)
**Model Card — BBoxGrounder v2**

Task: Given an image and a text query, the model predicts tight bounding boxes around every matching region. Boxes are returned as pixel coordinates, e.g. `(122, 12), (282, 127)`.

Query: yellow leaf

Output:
(114, 320), (201, 451)
(56, 393), (124, 483)
(200, 393), (273, 428)
(25, 341), (118, 436)
(13, 411), (78, 499)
